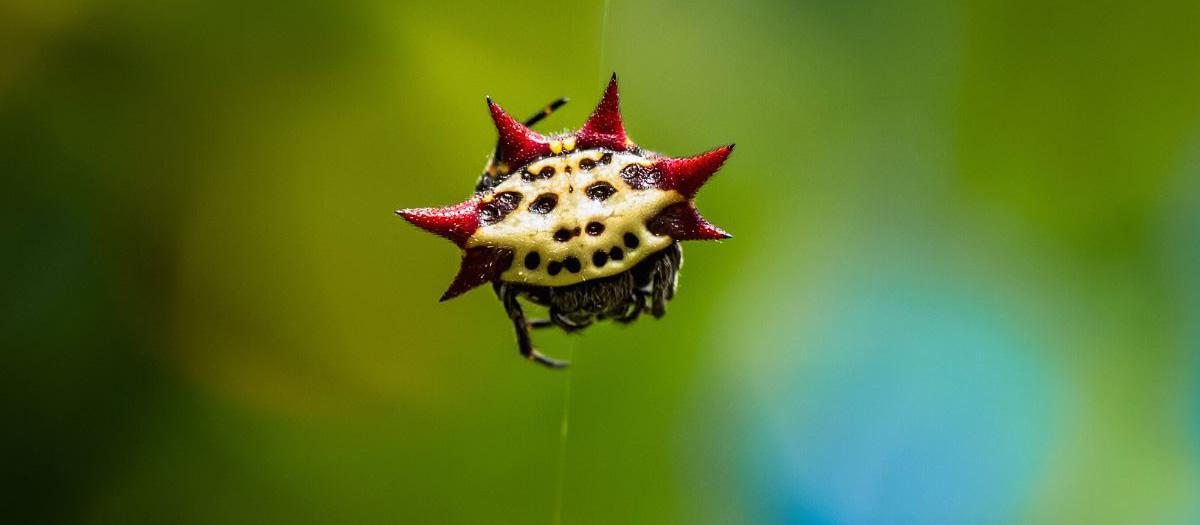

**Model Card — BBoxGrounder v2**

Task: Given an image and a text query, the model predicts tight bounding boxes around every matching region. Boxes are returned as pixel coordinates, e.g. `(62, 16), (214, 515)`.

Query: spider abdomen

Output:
(470, 149), (681, 287)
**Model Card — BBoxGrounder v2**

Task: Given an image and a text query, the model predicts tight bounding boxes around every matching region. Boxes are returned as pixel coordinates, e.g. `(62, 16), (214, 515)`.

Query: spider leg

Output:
(665, 264), (679, 301)
(649, 243), (682, 318)
(550, 308), (593, 333)
(615, 291), (645, 324)
(499, 284), (568, 369)
(523, 97), (568, 127)
(526, 318), (554, 329)
(650, 276), (668, 318)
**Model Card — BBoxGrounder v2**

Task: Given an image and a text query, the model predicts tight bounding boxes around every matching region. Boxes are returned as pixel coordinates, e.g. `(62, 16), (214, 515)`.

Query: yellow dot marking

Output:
(550, 141), (563, 154)
(563, 137), (577, 152)
(498, 163), (509, 175)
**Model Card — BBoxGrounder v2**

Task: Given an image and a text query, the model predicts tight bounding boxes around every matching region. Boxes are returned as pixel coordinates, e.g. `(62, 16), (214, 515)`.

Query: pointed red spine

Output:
(487, 98), (551, 169)
(395, 199), (482, 247)
(440, 246), (514, 301)
(575, 73), (629, 151)
(647, 203), (732, 241)
(655, 144), (734, 198)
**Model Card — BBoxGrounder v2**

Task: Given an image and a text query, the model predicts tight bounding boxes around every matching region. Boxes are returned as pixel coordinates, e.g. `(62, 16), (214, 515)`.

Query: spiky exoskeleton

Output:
(397, 74), (733, 368)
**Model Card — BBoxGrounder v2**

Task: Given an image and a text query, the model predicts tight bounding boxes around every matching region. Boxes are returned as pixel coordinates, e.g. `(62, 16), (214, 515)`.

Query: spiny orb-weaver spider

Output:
(396, 74), (734, 368)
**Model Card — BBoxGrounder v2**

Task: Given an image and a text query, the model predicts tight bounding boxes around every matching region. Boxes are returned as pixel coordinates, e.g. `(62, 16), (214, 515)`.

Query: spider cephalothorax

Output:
(397, 74), (733, 368)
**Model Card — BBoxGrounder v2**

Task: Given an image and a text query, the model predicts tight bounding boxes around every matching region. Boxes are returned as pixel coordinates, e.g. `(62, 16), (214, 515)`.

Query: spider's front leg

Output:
(498, 284), (569, 369)
(526, 318), (555, 330)
(522, 97), (568, 127)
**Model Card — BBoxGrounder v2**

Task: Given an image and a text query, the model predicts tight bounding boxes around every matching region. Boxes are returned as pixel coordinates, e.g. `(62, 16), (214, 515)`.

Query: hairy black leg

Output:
(550, 308), (593, 333)
(615, 292), (645, 324)
(665, 242), (682, 301)
(648, 244), (682, 318)
(523, 97), (568, 127)
(526, 318), (554, 329)
(650, 275), (668, 318)
(665, 264), (679, 301)
(667, 244), (682, 300)
(499, 284), (568, 369)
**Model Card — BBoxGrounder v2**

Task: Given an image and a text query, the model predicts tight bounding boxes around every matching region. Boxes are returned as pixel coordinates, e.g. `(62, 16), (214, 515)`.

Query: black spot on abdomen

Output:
(620, 164), (661, 190)
(563, 256), (582, 273)
(585, 181), (616, 201)
(524, 251), (540, 270)
(529, 193), (558, 214)
(478, 191), (523, 224)
(623, 232), (640, 249)
(523, 165), (557, 182)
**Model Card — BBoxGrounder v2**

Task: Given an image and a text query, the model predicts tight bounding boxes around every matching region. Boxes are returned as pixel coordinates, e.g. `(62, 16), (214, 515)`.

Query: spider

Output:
(397, 74), (733, 368)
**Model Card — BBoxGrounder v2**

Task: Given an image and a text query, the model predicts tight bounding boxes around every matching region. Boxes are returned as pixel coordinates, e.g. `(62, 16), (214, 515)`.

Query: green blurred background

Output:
(4, 0), (1200, 523)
